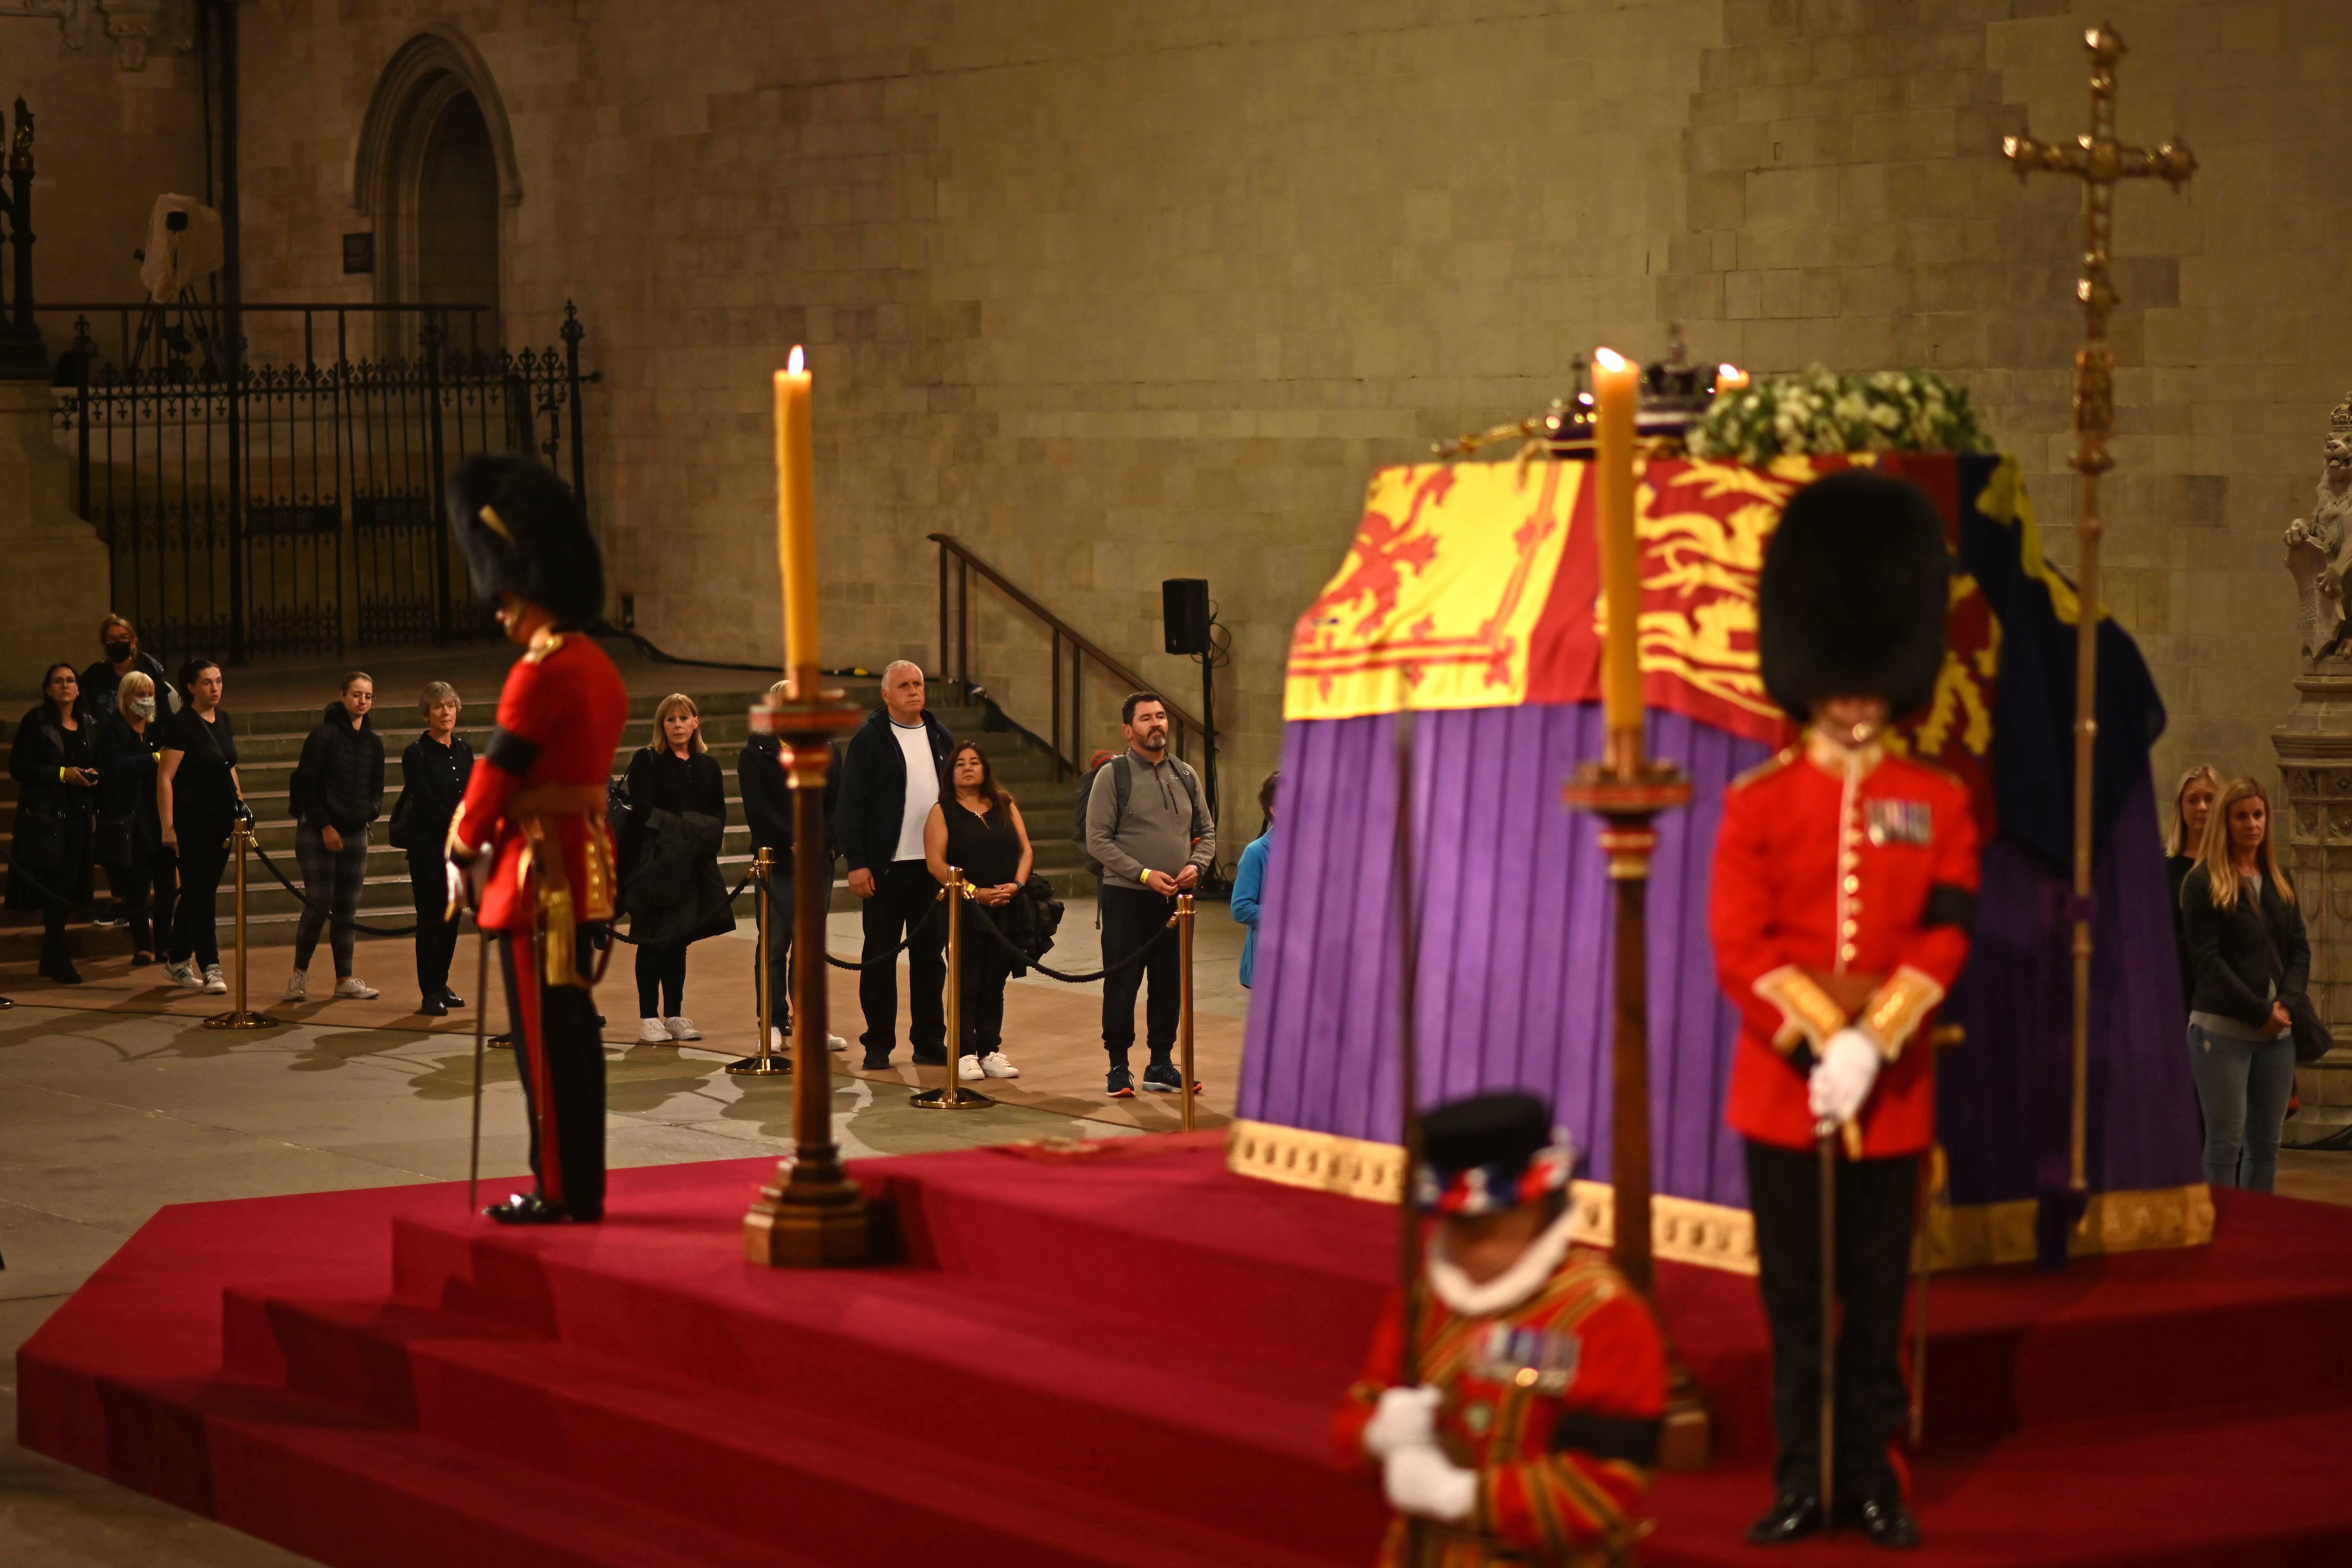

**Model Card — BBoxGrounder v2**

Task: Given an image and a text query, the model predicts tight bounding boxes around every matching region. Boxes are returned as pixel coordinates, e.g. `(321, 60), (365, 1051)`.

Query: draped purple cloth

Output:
(1236, 702), (2205, 1211)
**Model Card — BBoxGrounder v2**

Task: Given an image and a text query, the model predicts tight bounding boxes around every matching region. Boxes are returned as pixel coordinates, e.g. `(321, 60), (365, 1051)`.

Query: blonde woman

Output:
(618, 693), (734, 1043)
(402, 683), (474, 1015)
(95, 671), (171, 966)
(2165, 764), (2220, 1005)
(2178, 777), (2309, 1191)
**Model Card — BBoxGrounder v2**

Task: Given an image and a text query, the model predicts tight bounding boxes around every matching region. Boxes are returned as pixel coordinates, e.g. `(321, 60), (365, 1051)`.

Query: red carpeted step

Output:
(380, 1211), (1384, 1557)
(225, 1289), (1371, 1568)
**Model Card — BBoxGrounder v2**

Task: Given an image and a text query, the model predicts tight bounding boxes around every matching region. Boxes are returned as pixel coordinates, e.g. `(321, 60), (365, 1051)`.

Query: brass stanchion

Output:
(727, 847), (788, 1076)
(743, 679), (870, 1267)
(1176, 891), (1197, 1132)
(203, 818), (278, 1031)
(912, 868), (992, 1110)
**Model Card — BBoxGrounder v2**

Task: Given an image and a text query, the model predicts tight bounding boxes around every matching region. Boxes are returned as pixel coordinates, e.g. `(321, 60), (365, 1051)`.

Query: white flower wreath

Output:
(1686, 364), (1994, 463)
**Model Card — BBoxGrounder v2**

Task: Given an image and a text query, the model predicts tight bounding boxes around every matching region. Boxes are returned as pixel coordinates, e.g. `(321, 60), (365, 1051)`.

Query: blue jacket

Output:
(1231, 827), (1272, 988)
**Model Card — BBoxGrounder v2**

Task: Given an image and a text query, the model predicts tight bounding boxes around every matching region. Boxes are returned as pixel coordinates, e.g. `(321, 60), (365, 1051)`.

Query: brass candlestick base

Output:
(1561, 745), (1709, 1470)
(742, 675), (871, 1268)
(910, 1083), (995, 1110)
(725, 1057), (792, 1076)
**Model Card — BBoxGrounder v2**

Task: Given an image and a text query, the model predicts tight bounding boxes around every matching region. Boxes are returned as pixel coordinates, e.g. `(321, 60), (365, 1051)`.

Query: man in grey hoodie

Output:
(1084, 691), (1216, 1097)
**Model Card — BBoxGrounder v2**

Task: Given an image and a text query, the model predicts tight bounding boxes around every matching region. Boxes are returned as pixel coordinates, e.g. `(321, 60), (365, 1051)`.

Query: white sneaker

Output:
(980, 1051), (1020, 1079)
(770, 1026), (787, 1053)
(958, 1054), (986, 1081)
(664, 1016), (700, 1042)
(283, 970), (308, 1002)
(201, 964), (228, 995)
(165, 960), (200, 989)
(333, 976), (380, 1000)
(637, 1017), (671, 1045)
(828, 1032), (849, 1053)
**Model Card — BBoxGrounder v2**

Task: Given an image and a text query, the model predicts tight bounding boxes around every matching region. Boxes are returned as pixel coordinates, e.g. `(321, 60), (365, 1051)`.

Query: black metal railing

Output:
(930, 532), (1211, 783)
(0, 96), (46, 379)
(39, 300), (596, 660)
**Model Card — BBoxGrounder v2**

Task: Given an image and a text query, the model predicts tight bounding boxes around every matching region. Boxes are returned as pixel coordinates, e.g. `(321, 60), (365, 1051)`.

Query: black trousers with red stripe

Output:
(500, 928), (606, 1218)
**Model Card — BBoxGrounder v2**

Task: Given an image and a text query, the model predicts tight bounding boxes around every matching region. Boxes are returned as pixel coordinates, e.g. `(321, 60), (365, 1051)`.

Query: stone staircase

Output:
(0, 674), (1086, 962)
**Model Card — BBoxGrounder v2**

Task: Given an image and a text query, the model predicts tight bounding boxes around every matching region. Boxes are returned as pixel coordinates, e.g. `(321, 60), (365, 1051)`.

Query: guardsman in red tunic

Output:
(1710, 469), (1979, 1550)
(442, 454), (631, 1225)
(1334, 1093), (1668, 1567)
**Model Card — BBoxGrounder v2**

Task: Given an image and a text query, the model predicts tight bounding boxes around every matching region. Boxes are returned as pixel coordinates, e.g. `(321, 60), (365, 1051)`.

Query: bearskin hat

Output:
(1758, 468), (1950, 723)
(1413, 1092), (1575, 1217)
(445, 452), (605, 625)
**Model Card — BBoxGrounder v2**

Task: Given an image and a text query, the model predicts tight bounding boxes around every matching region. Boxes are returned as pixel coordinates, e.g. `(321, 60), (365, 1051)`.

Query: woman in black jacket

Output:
(94, 670), (172, 966)
(2180, 776), (2309, 1192)
(8, 662), (102, 982)
(620, 693), (733, 1044)
(2164, 764), (2220, 1008)
(284, 672), (385, 1004)
(400, 681), (474, 1016)
(158, 658), (243, 995)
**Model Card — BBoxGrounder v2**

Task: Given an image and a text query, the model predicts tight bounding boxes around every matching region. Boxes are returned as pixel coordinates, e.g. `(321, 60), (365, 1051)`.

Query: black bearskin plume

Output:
(1758, 468), (1950, 723)
(445, 453), (605, 625)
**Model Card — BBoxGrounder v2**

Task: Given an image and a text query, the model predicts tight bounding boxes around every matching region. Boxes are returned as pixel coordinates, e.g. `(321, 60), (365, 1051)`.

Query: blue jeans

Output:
(2186, 1022), (2296, 1192)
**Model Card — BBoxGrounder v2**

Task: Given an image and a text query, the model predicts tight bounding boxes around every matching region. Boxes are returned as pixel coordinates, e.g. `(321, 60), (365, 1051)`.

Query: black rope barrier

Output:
(247, 840), (422, 937)
(956, 890), (1174, 984)
(607, 871), (757, 945)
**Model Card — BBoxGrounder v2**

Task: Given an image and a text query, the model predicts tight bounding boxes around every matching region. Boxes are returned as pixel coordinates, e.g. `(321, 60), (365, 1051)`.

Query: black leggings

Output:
(108, 846), (178, 955)
(635, 940), (688, 1019)
(408, 854), (461, 1000)
(170, 827), (231, 968)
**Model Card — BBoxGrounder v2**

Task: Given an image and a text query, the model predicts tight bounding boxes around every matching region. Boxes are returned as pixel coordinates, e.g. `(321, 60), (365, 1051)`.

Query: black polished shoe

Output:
(488, 1032), (517, 1050)
(419, 998), (448, 1017)
(50, 958), (83, 985)
(1836, 1494), (1921, 1550)
(911, 1048), (948, 1068)
(1745, 1494), (1824, 1546)
(485, 1193), (585, 1225)
(440, 988), (465, 1009)
(861, 1051), (893, 1070)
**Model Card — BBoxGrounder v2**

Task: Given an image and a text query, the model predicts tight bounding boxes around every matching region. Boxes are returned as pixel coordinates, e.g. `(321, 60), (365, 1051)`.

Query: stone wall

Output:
(224, 0), (2352, 843)
(3, 18), (208, 355)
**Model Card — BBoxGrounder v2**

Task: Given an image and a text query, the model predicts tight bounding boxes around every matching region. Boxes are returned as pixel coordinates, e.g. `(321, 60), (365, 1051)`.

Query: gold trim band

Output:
(1226, 1119), (2215, 1277)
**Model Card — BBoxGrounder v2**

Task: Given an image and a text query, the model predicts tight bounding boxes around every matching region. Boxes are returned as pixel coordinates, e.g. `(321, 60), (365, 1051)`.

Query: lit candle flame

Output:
(787, 344), (805, 375)
(1594, 346), (1627, 374)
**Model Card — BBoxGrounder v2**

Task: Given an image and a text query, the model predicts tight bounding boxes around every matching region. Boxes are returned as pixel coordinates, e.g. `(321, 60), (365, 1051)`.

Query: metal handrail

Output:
(929, 532), (1208, 783)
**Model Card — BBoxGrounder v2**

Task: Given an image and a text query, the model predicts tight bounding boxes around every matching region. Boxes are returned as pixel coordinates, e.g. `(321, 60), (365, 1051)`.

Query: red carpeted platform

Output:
(18, 1136), (2352, 1565)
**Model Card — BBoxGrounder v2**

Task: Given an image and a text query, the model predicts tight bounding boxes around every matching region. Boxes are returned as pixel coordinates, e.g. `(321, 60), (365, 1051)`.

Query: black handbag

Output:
(93, 810), (135, 868)
(2258, 900), (2335, 1065)
(11, 795), (65, 873)
(385, 787), (415, 850)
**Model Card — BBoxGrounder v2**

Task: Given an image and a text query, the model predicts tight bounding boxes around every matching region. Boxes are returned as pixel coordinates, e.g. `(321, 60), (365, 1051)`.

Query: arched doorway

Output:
(353, 27), (520, 356)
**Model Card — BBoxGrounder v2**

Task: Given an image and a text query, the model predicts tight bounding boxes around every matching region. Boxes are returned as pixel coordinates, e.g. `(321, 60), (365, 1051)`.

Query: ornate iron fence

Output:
(40, 301), (594, 659)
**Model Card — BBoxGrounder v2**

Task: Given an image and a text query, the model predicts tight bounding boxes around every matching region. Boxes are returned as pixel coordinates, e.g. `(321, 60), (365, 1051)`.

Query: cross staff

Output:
(2001, 23), (2194, 1202)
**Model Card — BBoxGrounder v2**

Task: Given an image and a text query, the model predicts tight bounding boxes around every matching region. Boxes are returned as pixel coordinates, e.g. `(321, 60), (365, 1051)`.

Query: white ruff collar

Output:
(1426, 1203), (1579, 1318)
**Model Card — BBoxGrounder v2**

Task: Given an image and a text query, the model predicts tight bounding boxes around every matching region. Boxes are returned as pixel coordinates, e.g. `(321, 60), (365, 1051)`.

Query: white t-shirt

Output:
(891, 720), (938, 861)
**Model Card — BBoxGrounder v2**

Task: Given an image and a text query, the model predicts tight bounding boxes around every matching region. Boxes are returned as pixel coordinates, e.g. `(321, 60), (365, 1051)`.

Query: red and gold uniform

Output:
(449, 625), (629, 1221)
(1710, 731), (1978, 1158)
(1709, 466), (1978, 1547)
(1334, 1246), (1666, 1567)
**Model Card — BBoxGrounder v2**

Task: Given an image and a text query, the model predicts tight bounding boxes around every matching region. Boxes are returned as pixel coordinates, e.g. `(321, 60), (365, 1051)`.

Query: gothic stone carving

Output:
(2286, 396), (2352, 659)
(0, 0), (191, 70)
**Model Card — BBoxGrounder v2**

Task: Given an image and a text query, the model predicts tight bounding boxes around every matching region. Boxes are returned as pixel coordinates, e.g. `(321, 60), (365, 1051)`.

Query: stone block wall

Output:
(225, 0), (2352, 847)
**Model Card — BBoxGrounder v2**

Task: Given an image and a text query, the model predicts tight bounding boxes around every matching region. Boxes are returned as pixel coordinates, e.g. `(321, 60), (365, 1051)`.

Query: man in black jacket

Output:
(740, 680), (848, 1057)
(834, 660), (954, 1069)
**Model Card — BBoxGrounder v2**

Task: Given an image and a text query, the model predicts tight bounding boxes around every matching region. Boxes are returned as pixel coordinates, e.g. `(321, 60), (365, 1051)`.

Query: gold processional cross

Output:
(2001, 24), (2195, 1202)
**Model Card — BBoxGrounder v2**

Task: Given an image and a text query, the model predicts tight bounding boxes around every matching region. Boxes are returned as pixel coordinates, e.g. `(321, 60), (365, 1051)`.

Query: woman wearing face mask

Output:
(8, 662), (102, 983)
(2180, 776), (2310, 1192)
(81, 614), (172, 726)
(401, 682), (474, 1016)
(95, 671), (174, 967)
(284, 672), (386, 1003)
(158, 658), (243, 995)
(618, 693), (733, 1044)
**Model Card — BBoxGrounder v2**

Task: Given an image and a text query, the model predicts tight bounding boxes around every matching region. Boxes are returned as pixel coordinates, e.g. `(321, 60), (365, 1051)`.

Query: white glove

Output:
(1382, 1442), (1477, 1522)
(1362, 1385), (1442, 1460)
(445, 858), (472, 918)
(1808, 1026), (1882, 1125)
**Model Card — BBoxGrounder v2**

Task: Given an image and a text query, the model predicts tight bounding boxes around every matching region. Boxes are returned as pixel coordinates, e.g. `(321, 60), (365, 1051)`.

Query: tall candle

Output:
(773, 347), (819, 674)
(1716, 363), (1749, 395)
(1592, 346), (1642, 736)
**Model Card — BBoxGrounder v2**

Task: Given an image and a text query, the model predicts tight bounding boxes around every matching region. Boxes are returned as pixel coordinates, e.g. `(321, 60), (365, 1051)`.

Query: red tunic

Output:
(446, 630), (631, 934)
(1332, 1247), (1666, 1566)
(1709, 735), (1979, 1156)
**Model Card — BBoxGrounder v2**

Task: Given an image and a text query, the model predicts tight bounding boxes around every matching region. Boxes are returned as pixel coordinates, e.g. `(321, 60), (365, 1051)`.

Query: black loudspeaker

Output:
(1162, 578), (1210, 655)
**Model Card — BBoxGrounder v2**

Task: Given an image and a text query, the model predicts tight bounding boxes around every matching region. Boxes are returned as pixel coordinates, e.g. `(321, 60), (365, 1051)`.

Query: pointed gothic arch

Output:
(351, 26), (520, 339)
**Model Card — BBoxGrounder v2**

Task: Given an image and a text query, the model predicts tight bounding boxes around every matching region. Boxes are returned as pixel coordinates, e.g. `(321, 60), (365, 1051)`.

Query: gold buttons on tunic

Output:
(1841, 944), (1859, 964)
(1844, 874), (1861, 894)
